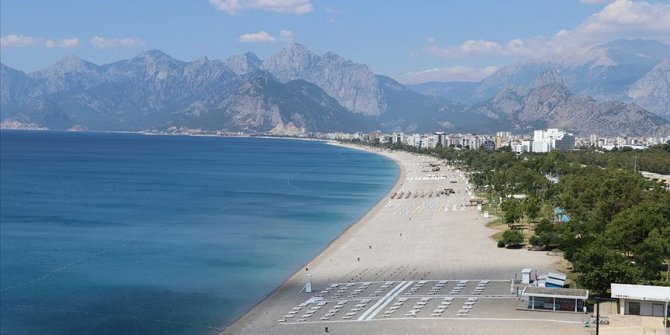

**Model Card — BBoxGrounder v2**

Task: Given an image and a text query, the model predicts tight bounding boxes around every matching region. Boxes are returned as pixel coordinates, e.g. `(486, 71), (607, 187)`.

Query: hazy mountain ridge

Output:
(467, 71), (670, 137)
(1, 41), (668, 136)
(412, 39), (670, 120)
(0, 44), (462, 133)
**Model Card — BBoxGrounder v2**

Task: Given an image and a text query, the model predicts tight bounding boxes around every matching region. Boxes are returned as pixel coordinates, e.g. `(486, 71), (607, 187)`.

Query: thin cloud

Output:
(238, 30), (295, 43)
(209, 0), (313, 15)
(239, 31), (277, 43)
(89, 36), (145, 49)
(418, 0), (670, 59)
(399, 65), (499, 84)
(579, 0), (611, 4)
(45, 38), (80, 49)
(1, 34), (40, 47)
(2, 34), (80, 48)
(422, 38), (504, 58)
(280, 30), (295, 42)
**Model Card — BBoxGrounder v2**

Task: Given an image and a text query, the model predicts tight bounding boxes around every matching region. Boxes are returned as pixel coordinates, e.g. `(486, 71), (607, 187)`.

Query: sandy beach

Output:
(221, 144), (590, 335)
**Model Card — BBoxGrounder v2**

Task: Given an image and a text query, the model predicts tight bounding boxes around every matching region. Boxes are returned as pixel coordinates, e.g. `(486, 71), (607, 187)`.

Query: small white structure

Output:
(305, 273), (312, 293)
(522, 268), (532, 284)
(611, 284), (670, 319)
(545, 272), (567, 288)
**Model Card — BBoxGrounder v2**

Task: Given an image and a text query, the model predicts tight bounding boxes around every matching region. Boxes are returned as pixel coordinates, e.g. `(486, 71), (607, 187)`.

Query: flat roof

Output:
(611, 284), (670, 301)
(523, 286), (589, 300)
(547, 272), (567, 281)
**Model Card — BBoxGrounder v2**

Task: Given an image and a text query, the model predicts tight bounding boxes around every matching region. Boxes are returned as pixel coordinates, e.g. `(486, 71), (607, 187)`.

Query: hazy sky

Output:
(1, 0), (669, 83)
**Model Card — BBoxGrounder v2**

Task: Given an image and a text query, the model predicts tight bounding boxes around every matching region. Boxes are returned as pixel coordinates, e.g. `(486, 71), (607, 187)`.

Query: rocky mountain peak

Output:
(133, 50), (182, 67)
(321, 51), (346, 63)
(225, 52), (262, 75)
(261, 43), (318, 81)
(261, 43), (385, 116)
(194, 55), (209, 64)
(530, 70), (565, 90)
(38, 55), (98, 77)
(139, 49), (171, 59)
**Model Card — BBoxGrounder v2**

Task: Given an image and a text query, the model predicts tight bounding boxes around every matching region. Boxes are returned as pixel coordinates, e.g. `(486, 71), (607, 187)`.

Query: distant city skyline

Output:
(1, 0), (669, 83)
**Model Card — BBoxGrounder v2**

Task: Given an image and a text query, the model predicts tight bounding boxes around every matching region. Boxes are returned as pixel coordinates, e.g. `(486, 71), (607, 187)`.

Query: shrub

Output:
(497, 240), (506, 248)
(502, 230), (524, 247)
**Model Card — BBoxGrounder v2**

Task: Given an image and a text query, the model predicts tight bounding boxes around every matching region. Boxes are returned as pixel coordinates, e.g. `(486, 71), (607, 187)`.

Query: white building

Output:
(391, 132), (404, 144)
(611, 283), (670, 320)
(532, 128), (575, 153)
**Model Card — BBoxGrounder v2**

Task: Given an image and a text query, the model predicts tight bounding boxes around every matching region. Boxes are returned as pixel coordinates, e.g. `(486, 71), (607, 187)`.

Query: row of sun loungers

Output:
(457, 297), (479, 317)
(391, 190), (442, 200)
(431, 297), (455, 317)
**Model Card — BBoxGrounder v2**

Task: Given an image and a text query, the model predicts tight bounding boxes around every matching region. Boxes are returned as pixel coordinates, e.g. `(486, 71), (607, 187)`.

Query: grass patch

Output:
(490, 230), (504, 241)
(485, 219), (504, 228)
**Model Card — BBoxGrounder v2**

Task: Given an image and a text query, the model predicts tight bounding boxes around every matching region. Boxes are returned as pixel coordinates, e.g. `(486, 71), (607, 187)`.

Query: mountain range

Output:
(1, 40), (669, 136)
(410, 39), (670, 121)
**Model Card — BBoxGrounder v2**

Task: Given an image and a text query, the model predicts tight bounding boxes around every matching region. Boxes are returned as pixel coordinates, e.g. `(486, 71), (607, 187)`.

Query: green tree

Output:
(576, 243), (641, 295)
(502, 230), (524, 248)
(502, 200), (523, 224)
(529, 218), (559, 249)
(524, 196), (541, 222)
(635, 228), (670, 282)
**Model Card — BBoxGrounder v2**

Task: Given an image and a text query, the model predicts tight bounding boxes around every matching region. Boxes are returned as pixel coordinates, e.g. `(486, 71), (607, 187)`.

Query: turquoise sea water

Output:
(0, 131), (398, 335)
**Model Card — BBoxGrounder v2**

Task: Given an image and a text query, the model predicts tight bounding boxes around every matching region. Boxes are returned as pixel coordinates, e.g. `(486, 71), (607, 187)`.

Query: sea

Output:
(0, 131), (398, 335)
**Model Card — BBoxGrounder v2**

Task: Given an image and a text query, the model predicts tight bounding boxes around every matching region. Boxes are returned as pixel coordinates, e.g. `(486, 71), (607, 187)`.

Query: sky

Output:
(1, 0), (669, 83)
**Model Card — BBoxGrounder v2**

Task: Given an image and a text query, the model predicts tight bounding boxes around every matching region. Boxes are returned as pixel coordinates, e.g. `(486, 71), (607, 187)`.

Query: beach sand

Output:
(221, 144), (589, 335)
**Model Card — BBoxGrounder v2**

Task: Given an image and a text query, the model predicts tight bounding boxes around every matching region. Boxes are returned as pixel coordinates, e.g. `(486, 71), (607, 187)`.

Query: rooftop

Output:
(523, 286), (589, 300)
(611, 284), (670, 301)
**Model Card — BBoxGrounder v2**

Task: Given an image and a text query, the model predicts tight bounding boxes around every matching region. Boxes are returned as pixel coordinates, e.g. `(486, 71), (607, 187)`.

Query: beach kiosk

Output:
(522, 287), (589, 312)
(610, 284), (670, 321)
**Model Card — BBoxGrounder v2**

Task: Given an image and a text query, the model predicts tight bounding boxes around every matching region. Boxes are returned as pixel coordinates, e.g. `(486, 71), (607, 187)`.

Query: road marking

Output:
(356, 281), (408, 321)
(361, 281), (414, 321)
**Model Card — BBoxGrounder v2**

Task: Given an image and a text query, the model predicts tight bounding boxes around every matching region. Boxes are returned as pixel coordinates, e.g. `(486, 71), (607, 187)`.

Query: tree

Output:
(635, 228), (670, 282)
(502, 200), (523, 224)
(524, 196), (541, 222)
(502, 230), (524, 248)
(575, 243), (641, 295)
(529, 218), (559, 249)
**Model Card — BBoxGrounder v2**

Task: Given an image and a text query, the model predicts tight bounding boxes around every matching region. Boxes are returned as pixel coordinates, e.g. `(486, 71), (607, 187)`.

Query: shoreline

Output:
(221, 142), (576, 335)
(218, 142), (406, 332)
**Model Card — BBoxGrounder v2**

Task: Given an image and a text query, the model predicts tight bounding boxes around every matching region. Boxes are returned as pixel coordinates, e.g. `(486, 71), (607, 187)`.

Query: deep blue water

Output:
(0, 131), (398, 335)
